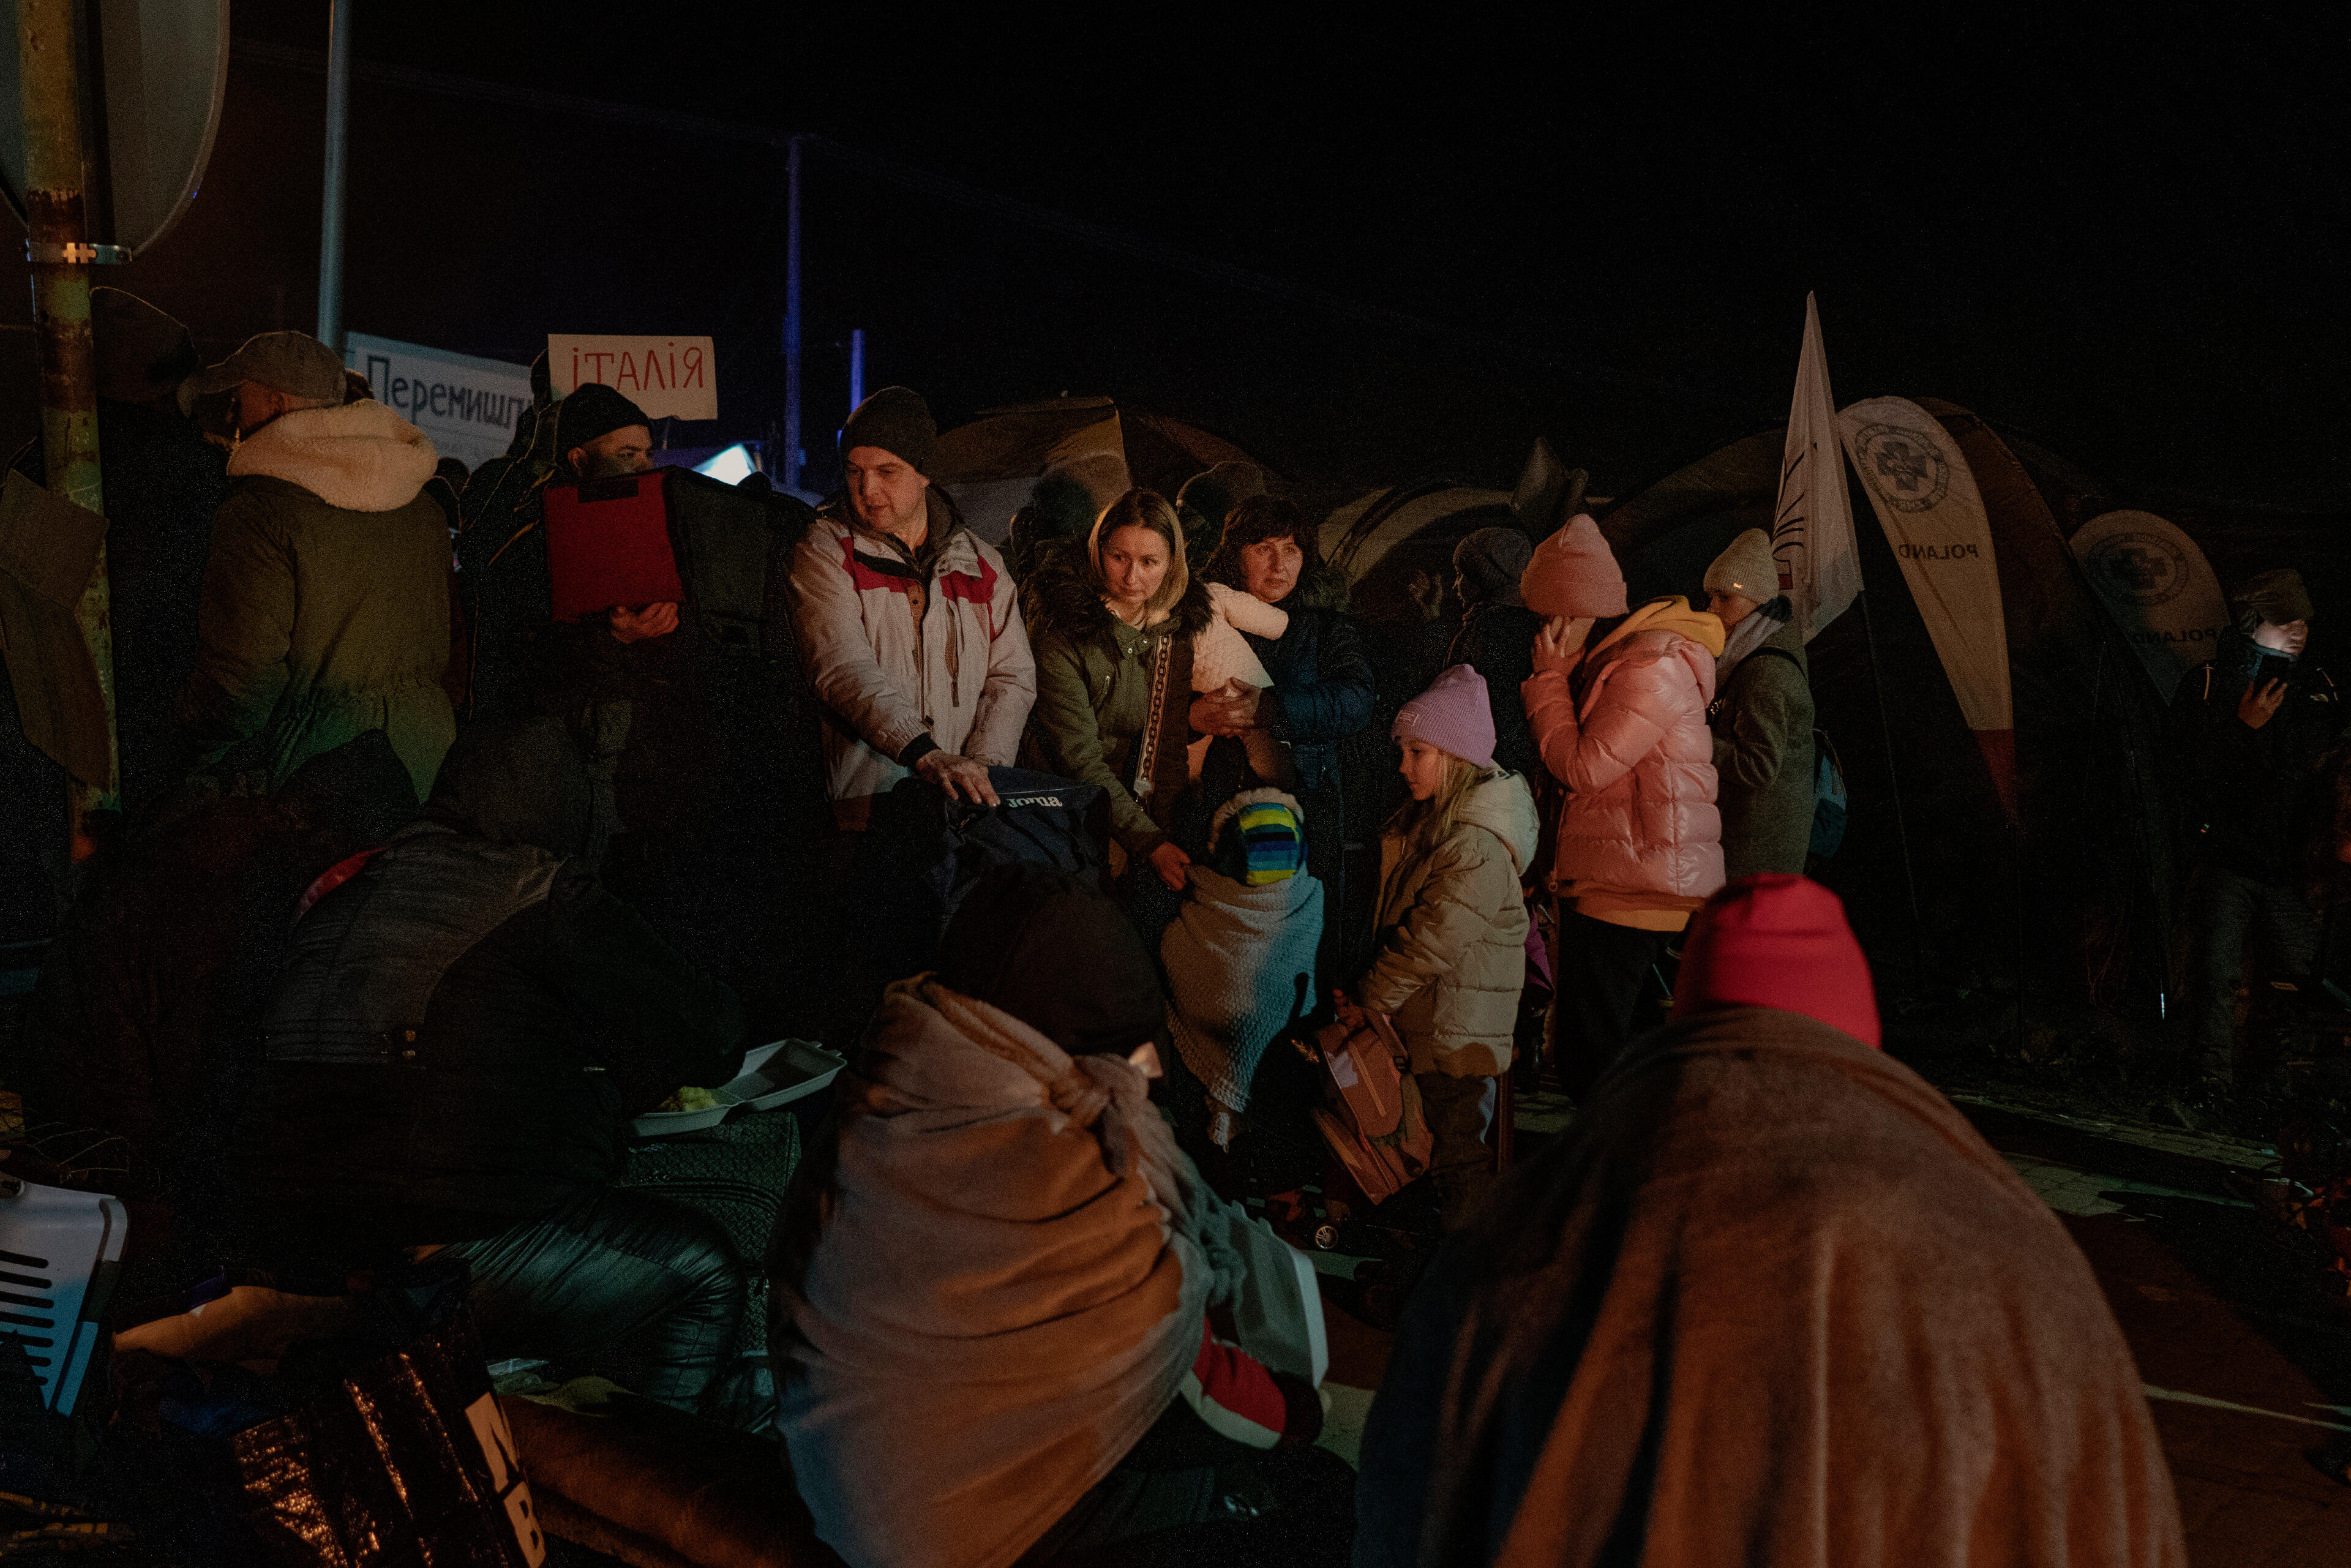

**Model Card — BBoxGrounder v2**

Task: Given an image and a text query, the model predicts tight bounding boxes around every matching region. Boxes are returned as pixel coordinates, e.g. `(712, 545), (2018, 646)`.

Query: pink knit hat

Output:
(1393, 664), (1496, 770)
(1519, 514), (1629, 618)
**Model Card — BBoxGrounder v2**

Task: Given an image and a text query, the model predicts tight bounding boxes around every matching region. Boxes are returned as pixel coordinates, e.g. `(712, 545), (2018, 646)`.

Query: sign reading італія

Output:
(345, 333), (534, 470)
(548, 336), (718, 422)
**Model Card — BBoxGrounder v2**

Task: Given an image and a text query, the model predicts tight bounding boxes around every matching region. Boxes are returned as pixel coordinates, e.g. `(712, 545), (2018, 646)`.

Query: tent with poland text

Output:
(1840, 396), (2016, 824)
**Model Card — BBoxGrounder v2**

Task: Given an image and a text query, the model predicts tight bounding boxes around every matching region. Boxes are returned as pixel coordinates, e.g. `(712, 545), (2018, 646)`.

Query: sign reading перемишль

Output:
(344, 332), (534, 471)
(547, 336), (718, 423)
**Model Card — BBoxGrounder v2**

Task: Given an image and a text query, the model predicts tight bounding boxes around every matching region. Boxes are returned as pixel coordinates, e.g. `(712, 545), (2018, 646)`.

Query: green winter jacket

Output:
(1709, 608), (1815, 880)
(176, 402), (454, 799)
(1359, 770), (1539, 1077)
(1021, 558), (1210, 858)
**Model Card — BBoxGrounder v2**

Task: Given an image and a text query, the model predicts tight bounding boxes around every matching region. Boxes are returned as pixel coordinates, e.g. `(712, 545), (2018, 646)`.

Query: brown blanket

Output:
(1355, 1006), (2186, 1567)
(774, 978), (1233, 1568)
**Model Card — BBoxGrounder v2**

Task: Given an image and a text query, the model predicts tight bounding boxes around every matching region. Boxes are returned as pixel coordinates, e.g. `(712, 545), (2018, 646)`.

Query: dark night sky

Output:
(17, 4), (2350, 507)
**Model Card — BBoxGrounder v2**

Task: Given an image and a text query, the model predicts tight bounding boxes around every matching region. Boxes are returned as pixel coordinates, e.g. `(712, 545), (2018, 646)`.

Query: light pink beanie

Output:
(1519, 514), (1629, 619)
(1393, 664), (1496, 770)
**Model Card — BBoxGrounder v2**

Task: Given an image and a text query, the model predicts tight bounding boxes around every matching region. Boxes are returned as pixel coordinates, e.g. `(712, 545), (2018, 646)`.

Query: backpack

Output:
(1308, 1012), (1433, 1204)
(1810, 730), (1848, 858)
(1730, 645), (1848, 860)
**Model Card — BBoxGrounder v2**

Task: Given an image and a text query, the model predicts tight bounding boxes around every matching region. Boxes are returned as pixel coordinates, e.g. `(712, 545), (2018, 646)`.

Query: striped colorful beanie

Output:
(1208, 787), (1308, 886)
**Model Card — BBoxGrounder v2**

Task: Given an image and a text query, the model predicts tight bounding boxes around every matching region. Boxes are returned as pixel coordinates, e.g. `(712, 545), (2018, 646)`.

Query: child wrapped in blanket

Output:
(1161, 789), (1324, 1156)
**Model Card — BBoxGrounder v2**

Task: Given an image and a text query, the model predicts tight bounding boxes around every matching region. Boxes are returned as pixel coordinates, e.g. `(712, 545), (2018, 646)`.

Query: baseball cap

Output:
(191, 331), (348, 402)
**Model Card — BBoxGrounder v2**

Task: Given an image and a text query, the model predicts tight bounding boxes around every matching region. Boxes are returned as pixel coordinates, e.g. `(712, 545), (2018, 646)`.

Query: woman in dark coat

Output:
(1196, 496), (1376, 984)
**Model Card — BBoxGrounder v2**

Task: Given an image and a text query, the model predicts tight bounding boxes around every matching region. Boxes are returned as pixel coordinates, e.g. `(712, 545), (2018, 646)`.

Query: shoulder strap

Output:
(1131, 628), (1179, 801)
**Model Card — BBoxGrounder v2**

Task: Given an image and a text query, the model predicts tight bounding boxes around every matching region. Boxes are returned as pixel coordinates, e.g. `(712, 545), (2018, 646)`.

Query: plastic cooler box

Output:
(1, 1177), (127, 1416)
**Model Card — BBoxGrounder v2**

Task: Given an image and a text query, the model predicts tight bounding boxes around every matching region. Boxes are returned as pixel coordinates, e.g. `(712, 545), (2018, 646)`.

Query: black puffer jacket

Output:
(1254, 580), (1376, 796)
(233, 715), (743, 1257)
(2171, 626), (2347, 883)
(1448, 600), (1543, 781)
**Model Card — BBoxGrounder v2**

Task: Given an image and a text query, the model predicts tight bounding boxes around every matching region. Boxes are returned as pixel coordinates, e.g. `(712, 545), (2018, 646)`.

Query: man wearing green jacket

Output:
(175, 332), (455, 800)
(1703, 530), (1815, 880)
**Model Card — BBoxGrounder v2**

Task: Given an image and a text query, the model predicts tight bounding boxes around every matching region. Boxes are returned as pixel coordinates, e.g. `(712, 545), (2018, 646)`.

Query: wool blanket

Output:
(773, 978), (1239, 1568)
(1163, 861), (1323, 1118)
(1355, 1006), (2186, 1568)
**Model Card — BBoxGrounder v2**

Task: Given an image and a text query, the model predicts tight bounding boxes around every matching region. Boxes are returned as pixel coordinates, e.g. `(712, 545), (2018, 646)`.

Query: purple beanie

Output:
(1393, 664), (1496, 770)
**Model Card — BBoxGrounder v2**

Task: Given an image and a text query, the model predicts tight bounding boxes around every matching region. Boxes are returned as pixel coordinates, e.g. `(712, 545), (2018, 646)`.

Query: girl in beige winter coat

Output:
(1336, 665), (1539, 1229)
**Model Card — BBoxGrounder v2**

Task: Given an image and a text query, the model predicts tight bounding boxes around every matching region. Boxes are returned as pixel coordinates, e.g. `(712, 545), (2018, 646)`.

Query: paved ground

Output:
(1306, 1084), (2351, 1562)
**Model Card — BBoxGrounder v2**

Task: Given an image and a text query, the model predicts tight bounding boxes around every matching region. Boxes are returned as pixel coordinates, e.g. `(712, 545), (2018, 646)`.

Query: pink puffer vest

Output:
(1523, 627), (1724, 898)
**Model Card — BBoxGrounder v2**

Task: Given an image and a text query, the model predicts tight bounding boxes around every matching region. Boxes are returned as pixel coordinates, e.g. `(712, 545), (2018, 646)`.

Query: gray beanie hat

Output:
(1704, 528), (1782, 601)
(1453, 527), (1534, 606)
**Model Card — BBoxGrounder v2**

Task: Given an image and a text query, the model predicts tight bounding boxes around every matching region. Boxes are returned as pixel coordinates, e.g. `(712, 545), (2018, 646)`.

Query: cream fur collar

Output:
(229, 400), (439, 513)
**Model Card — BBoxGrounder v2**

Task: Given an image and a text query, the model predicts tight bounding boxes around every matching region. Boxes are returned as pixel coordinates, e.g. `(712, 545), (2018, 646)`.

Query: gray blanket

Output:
(1161, 862), (1322, 1114)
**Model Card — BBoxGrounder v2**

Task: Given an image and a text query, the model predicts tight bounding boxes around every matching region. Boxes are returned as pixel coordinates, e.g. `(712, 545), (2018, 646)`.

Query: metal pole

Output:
(316, 0), (352, 350)
(1858, 590), (1925, 990)
(848, 328), (864, 410)
(782, 134), (802, 492)
(16, 0), (118, 852)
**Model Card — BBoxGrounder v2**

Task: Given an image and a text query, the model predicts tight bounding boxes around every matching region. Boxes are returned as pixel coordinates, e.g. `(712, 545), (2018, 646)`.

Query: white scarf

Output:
(1715, 600), (1791, 685)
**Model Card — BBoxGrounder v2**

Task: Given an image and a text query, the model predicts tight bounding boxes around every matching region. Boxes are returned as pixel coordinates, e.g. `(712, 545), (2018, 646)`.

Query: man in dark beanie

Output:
(452, 381), (664, 718)
(556, 383), (658, 482)
(2170, 565), (2344, 1120)
(789, 386), (1033, 828)
(1446, 525), (1543, 779)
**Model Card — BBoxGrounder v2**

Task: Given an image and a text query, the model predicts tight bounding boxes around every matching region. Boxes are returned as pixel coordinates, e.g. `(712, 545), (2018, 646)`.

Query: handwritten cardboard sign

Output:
(548, 335), (716, 421)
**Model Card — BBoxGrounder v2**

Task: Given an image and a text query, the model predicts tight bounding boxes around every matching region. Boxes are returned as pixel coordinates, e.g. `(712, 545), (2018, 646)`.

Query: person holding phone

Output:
(2170, 566), (2345, 1119)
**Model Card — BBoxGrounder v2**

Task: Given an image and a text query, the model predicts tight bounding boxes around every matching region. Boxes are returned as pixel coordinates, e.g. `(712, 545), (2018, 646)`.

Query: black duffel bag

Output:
(852, 766), (1112, 987)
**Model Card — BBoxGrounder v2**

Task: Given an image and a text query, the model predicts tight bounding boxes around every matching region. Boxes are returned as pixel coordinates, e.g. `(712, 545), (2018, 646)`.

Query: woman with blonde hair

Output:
(1334, 664), (1539, 1230)
(1022, 488), (1213, 893)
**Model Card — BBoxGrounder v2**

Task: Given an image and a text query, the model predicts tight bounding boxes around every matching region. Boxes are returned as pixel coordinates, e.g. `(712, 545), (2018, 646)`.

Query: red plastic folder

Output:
(541, 472), (686, 621)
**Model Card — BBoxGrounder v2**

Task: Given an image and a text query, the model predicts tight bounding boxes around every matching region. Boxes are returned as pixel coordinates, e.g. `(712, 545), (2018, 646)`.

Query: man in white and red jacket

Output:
(1520, 515), (1726, 1095)
(789, 387), (1035, 830)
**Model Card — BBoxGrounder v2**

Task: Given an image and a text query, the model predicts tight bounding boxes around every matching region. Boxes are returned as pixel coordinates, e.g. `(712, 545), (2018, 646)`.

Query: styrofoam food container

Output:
(630, 1040), (847, 1137)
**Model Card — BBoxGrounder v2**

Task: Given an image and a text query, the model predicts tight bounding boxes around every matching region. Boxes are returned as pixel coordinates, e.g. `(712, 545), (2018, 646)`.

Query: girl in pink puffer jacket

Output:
(1518, 516), (1727, 1093)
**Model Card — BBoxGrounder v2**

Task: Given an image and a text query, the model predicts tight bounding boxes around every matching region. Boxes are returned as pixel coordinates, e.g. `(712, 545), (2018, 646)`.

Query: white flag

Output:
(1839, 396), (2017, 822)
(1771, 294), (1862, 640)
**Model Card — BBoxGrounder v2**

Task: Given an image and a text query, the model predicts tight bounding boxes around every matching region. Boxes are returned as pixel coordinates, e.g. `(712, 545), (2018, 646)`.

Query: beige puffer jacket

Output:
(1358, 770), (1540, 1076)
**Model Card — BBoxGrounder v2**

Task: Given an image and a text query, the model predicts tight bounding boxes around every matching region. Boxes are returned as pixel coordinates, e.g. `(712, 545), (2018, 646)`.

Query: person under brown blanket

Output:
(773, 864), (1345, 1568)
(1355, 874), (2186, 1567)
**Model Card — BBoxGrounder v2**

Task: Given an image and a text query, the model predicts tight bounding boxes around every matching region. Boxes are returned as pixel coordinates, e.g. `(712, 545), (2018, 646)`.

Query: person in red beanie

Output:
(1354, 871), (2188, 1568)
(1670, 871), (1880, 1046)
